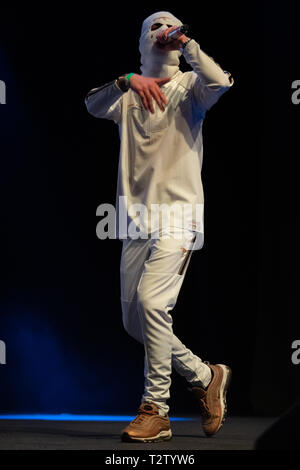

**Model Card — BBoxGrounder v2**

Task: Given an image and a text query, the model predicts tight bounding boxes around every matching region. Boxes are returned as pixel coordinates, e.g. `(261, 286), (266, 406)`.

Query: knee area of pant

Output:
(136, 289), (157, 312)
(137, 285), (176, 313)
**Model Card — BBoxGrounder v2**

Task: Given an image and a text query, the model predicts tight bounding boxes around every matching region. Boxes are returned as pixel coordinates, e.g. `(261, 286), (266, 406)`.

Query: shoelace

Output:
(132, 412), (148, 425)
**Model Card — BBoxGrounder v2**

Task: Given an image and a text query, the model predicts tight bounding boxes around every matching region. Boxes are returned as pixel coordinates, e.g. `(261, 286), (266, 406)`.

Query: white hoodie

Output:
(85, 11), (234, 247)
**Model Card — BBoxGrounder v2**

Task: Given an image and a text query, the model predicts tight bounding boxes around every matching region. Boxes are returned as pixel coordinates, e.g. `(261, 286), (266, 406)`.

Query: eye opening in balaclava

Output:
(139, 11), (183, 78)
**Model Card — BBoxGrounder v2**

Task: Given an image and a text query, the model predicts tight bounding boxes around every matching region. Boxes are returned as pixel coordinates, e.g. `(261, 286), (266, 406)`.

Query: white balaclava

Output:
(139, 11), (183, 78)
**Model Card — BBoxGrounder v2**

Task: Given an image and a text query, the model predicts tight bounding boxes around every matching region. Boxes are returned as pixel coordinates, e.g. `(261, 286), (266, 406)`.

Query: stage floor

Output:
(0, 416), (275, 450)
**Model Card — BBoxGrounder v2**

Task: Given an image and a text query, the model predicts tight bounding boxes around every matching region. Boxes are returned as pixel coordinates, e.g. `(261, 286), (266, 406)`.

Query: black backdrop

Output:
(0, 2), (299, 417)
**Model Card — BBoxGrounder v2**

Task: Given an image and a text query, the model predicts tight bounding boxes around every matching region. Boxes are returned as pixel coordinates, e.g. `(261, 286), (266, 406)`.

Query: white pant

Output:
(120, 227), (211, 415)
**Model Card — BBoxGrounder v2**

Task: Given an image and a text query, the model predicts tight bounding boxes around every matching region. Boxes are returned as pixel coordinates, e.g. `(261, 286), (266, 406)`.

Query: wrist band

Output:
(125, 73), (135, 81)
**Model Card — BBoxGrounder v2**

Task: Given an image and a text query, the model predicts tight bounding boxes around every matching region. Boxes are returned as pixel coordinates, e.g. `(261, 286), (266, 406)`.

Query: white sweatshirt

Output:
(85, 39), (233, 245)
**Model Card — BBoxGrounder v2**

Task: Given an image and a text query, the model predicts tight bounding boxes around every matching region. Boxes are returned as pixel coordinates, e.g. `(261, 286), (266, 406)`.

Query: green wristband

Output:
(125, 73), (135, 81)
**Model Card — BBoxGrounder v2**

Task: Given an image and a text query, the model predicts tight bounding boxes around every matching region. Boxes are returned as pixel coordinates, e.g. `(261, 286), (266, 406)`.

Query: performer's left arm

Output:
(156, 27), (234, 111)
(181, 38), (234, 111)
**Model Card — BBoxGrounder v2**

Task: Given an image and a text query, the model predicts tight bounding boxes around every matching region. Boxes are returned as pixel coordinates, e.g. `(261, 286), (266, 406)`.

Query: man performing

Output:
(85, 11), (234, 442)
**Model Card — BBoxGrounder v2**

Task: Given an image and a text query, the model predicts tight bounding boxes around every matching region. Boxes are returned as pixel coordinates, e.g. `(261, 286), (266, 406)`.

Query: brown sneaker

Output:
(191, 363), (231, 437)
(121, 401), (172, 443)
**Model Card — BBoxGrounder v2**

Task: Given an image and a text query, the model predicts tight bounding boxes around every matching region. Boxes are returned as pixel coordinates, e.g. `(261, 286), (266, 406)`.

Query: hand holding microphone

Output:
(155, 24), (190, 51)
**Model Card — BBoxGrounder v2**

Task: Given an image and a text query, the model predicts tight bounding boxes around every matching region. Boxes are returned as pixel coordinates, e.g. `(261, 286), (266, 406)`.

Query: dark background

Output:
(0, 2), (299, 417)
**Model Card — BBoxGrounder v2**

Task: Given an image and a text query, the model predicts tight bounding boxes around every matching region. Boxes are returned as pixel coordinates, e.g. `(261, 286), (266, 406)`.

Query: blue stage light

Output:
(0, 414), (195, 422)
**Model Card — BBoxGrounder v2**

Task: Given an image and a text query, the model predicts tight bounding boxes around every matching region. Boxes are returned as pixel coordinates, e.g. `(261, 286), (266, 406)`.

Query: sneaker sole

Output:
(221, 365), (232, 426)
(121, 429), (172, 443)
(206, 364), (232, 436)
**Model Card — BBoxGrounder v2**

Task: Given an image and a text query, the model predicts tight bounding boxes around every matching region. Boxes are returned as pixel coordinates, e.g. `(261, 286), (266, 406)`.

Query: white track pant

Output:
(120, 227), (211, 415)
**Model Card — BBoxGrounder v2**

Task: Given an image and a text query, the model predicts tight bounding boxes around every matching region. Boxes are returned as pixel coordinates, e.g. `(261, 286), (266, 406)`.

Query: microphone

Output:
(167, 24), (189, 41)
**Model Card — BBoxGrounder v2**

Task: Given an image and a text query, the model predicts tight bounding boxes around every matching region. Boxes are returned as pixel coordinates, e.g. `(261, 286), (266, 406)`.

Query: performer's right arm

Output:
(85, 74), (171, 120)
(85, 79), (124, 123)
